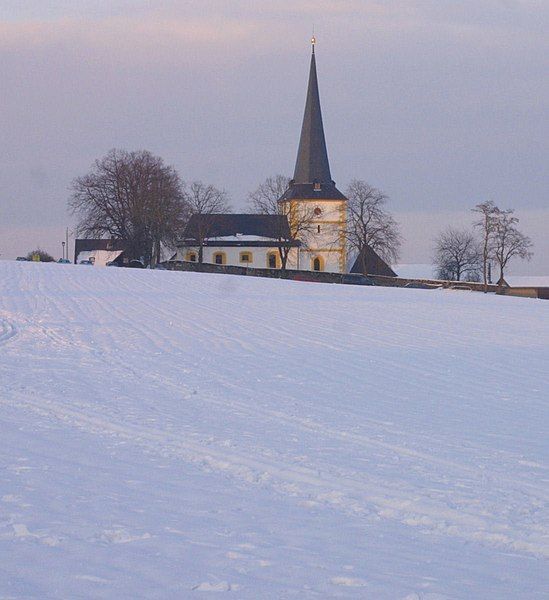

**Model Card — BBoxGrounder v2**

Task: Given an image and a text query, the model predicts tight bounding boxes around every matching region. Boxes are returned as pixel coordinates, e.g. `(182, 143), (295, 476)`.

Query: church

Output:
(175, 39), (394, 276)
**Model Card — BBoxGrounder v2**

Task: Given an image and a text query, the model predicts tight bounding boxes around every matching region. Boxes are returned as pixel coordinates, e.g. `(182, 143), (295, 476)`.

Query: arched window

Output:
(239, 252), (253, 264)
(186, 252), (197, 262)
(312, 256), (323, 272)
(214, 252), (225, 265)
(267, 252), (278, 269)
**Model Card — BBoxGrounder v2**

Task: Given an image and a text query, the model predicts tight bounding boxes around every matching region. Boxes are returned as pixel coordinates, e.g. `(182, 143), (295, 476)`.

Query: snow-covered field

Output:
(1, 261), (548, 599)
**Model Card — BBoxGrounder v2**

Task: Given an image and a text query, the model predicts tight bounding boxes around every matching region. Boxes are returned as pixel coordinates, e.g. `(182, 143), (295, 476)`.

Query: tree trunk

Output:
(361, 247), (367, 276)
(497, 266), (504, 294)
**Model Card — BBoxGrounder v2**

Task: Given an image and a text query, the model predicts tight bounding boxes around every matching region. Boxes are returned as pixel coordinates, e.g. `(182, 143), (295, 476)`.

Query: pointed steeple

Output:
(292, 40), (332, 185)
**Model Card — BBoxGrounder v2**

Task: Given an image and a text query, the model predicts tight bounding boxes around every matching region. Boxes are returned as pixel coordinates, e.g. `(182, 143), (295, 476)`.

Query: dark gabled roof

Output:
(279, 182), (347, 202)
(74, 239), (127, 253)
(293, 47), (332, 185)
(182, 213), (294, 240)
(350, 245), (398, 277)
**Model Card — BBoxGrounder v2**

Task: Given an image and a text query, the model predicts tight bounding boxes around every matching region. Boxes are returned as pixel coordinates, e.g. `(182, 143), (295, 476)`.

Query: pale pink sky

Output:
(1, 1), (548, 273)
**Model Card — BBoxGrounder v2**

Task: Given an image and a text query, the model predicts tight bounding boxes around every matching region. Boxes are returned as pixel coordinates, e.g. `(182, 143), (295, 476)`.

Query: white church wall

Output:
(285, 199), (347, 273)
(175, 246), (292, 269)
(175, 243), (344, 273)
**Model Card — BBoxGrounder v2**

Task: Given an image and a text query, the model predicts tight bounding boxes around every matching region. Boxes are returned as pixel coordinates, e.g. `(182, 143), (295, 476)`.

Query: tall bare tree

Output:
(69, 149), (186, 266)
(492, 210), (533, 289)
(182, 181), (232, 263)
(433, 227), (481, 281)
(248, 175), (314, 270)
(472, 201), (498, 292)
(345, 180), (401, 275)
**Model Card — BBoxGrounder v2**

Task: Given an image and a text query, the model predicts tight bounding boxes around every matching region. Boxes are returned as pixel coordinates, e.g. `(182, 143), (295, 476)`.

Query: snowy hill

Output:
(1, 261), (548, 599)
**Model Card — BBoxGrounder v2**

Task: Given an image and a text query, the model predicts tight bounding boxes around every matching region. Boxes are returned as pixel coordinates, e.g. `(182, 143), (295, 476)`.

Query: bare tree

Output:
(69, 149), (186, 266)
(492, 210), (533, 289)
(345, 180), (401, 275)
(182, 181), (232, 263)
(472, 201), (499, 292)
(248, 175), (313, 270)
(433, 227), (481, 281)
(248, 175), (290, 214)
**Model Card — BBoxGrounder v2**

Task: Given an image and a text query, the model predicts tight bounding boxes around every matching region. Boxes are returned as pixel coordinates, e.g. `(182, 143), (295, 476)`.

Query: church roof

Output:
(293, 46), (332, 185)
(280, 42), (346, 203)
(279, 182), (346, 201)
(182, 214), (295, 241)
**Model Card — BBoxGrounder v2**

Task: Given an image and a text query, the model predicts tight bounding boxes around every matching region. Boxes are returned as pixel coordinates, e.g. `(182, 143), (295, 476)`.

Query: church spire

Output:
(292, 39), (332, 185)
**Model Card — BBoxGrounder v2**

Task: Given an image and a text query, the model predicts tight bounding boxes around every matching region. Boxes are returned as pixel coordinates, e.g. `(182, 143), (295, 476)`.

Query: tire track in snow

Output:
(5, 394), (548, 560)
(24, 267), (546, 506)
(0, 316), (18, 346)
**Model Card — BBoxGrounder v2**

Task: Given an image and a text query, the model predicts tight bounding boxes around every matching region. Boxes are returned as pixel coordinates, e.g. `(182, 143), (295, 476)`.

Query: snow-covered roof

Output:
(76, 249), (123, 267)
(206, 235), (279, 242)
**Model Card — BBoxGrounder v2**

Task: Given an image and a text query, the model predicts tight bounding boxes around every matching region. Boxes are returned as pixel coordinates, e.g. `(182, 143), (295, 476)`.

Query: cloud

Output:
(0, 1), (547, 271)
(0, 16), (260, 66)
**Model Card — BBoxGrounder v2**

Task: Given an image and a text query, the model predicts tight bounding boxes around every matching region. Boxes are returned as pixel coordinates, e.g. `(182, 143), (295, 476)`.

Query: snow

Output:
(505, 276), (549, 288)
(393, 263), (435, 279)
(75, 249), (123, 266)
(1, 261), (548, 599)
(206, 235), (278, 242)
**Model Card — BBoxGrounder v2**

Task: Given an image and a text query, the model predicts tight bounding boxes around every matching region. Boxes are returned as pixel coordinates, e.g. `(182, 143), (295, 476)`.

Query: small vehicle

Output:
(16, 257), (28, 261)
(79, 260), (93, 265)
(58, 258), (71, 264)
(127, 259), (145, 269)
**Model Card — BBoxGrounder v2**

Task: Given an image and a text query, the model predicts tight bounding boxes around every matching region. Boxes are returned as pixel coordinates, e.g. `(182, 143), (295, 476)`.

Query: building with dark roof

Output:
(74, 239), (128, 266)
(350, 246), (398, 278)
(174, 38), (396, 277)
(176, 213), (300, 269)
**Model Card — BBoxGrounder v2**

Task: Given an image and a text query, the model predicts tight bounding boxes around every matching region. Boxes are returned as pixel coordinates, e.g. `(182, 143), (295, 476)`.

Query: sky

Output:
(1, 1), (548, 273)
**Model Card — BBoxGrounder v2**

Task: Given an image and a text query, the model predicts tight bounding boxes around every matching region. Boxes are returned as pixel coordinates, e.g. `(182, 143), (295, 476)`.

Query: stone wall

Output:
(164, 260), (372, 286)
(164, 261), (549, 299)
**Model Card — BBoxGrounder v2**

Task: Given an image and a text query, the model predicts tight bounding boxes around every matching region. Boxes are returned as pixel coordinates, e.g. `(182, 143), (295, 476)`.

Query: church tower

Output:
(279, 37), (347, 273)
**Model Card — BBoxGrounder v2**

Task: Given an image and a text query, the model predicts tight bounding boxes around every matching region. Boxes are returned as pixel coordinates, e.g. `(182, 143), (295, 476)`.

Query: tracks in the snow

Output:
(0, 317), (18, 346)
(5, 393), (549, 560)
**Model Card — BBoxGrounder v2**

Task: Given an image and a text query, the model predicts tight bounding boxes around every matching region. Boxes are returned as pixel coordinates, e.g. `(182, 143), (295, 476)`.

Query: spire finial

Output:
(311, 26), (316, 53)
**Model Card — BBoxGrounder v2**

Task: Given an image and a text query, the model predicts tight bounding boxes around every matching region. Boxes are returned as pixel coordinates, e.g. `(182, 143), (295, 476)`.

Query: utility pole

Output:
(66, 227), (69, 262)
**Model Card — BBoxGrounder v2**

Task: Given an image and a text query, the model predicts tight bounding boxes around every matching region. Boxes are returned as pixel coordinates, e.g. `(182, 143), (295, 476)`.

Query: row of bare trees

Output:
(70, 149), (402, 270)
(433, 202), (533, 289)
